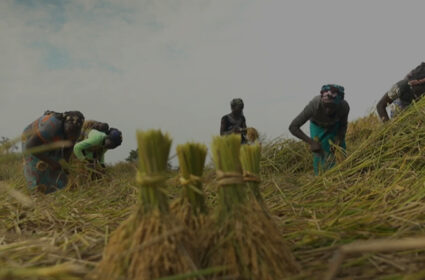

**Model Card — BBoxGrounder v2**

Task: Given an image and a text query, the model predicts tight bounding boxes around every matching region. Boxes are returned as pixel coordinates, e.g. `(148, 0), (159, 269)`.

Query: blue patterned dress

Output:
(22, 114), (68, 193)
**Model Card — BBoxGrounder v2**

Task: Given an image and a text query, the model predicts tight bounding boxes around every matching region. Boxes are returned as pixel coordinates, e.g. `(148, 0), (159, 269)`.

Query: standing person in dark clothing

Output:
(289, 85), (350, 175)
(220, 98), (247, 143)
(377, 62), (425, 122)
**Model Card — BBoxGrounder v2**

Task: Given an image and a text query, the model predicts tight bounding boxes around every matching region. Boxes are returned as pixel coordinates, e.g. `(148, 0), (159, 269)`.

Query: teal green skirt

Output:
(310, 121), (346, 175)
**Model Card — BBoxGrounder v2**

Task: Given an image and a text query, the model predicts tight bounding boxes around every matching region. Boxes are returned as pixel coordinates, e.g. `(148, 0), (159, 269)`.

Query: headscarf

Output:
(108, 128), (123, 148)
(320, 84), (345, 104)
(63, 111), (85, 128)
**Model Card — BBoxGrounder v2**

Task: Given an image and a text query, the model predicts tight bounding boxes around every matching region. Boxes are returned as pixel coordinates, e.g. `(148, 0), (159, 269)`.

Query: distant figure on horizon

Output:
(289, 85), (349, 175)
(220, 98), (248, 144)
(22, 110), (85, 193)
(377, 62), (425, 122)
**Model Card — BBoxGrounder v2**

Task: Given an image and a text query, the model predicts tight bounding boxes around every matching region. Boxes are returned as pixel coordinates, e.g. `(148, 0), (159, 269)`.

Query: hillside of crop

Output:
(1, 98), (425, 280)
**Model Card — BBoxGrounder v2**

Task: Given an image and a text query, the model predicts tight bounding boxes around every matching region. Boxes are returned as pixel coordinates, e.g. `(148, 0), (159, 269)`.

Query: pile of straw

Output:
(261, 138), (312, 175)
(265, 98), (425, 278)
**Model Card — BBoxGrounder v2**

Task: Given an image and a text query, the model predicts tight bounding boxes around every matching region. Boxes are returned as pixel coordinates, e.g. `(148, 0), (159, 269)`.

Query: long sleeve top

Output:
(289, 96), (350, 138)
(73, 129), (107, 164)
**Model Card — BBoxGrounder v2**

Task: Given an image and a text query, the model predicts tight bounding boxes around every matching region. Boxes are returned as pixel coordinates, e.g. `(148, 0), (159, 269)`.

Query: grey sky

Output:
(1, 0), (424, 163)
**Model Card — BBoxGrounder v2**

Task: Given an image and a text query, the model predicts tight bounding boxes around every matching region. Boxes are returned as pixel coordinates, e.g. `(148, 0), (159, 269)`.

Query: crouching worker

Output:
(73, 128), (122, 176)
(22, 111), (85, 193)
(220, 98), (248, 144)
(377, 62), (425, 122)
(289, 85), (350, 175)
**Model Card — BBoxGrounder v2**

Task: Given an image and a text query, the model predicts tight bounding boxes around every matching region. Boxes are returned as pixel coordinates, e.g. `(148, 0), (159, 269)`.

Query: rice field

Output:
(1, 98), (425, 279)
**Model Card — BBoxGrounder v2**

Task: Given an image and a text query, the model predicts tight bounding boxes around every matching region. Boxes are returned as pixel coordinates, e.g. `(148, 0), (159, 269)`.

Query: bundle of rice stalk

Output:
(208, 134), (300, 280)
(91, 130), (195, 280)
(240, 143), (262, 203)
(172, 142), (208, 220)
(170, 142), (209, 266)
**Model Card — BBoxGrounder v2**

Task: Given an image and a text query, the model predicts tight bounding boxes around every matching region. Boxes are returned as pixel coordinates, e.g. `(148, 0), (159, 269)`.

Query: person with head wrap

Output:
(22, 110), (85, 193)
(73, 127), (122, 168)
(220, 98), (248, 143)
(377, 62), (425, 122)
(289, 84), (350, 175)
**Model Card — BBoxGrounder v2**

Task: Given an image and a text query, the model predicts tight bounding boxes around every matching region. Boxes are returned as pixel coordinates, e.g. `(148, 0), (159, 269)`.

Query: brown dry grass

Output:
(1, 98), (425, 279)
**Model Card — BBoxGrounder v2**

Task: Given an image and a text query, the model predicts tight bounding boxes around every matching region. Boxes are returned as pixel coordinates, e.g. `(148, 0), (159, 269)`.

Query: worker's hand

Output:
(408, 80), (420, 86)
(310, 141), (322, 153)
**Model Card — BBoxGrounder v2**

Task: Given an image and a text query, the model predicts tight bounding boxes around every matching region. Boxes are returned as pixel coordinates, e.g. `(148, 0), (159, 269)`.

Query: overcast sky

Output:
(1, 0), (424, 163)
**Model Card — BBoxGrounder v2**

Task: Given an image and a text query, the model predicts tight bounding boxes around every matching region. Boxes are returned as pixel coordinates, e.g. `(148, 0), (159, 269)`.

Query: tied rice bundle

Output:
(207, 134), (299, 280)
(240, 144), (262, 202)
(91, 130), (195, 280)
(171, 142), (209, 265)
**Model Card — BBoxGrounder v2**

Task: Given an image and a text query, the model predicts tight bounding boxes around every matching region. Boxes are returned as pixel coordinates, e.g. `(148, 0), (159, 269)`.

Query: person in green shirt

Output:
(78, 120), (109, 142)
(73, 128), (122, 167)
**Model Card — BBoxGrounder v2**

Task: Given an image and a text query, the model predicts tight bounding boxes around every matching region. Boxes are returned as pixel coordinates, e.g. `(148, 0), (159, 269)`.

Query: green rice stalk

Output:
(136, 129), (172, 214)
(211, 134), (246, 222)
(208, 134), (300, 279)
(171, 142), (209, 268)
(240, 143), (262, 202)
(92, 130), (195, 280)
(175, 142), (208, 216)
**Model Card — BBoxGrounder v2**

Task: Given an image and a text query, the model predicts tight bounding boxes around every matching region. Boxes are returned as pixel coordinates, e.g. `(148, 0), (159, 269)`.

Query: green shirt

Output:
(73, 130), (107, 164)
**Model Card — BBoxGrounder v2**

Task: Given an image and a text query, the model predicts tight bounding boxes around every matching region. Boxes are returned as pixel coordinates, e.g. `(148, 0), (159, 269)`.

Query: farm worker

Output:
(22, 111), (85, 193)
(78, 120), (109, 141)
(73, 127), (123, 168)
(377, 62), (425, 122)
(220, 98), (248, 144)
(289, 85), (350, 175)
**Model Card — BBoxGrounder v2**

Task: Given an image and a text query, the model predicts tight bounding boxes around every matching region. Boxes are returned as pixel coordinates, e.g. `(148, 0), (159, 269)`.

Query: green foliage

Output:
(0, 136), (18, 155)
(126, 149), (138, 162)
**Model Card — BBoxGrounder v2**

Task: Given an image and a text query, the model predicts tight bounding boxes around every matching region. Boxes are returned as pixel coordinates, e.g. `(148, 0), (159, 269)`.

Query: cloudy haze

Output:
(1, 0), (424, 162)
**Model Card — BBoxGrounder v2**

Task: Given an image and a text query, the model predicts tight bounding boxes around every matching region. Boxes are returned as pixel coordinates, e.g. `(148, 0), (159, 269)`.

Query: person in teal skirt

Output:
(289, 85), (350, 175)
(22, 111), (85, 193)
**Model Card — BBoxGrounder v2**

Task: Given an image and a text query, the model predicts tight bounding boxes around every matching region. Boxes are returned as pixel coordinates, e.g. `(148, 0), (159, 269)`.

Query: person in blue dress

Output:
(22, 111), (85, 193)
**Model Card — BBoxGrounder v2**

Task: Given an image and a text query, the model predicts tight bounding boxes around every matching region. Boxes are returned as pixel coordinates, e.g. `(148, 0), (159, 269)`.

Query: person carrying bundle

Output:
(73, 127), (123, 168)
(289, 84), (350, 175)
(22, 111), (85, 193)
(220, 98), (248, 144)
(377, 62), (425, 122)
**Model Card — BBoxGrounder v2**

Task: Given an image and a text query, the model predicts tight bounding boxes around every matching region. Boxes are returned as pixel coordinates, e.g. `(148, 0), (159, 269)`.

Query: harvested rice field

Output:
(1, 98), (425, 280)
